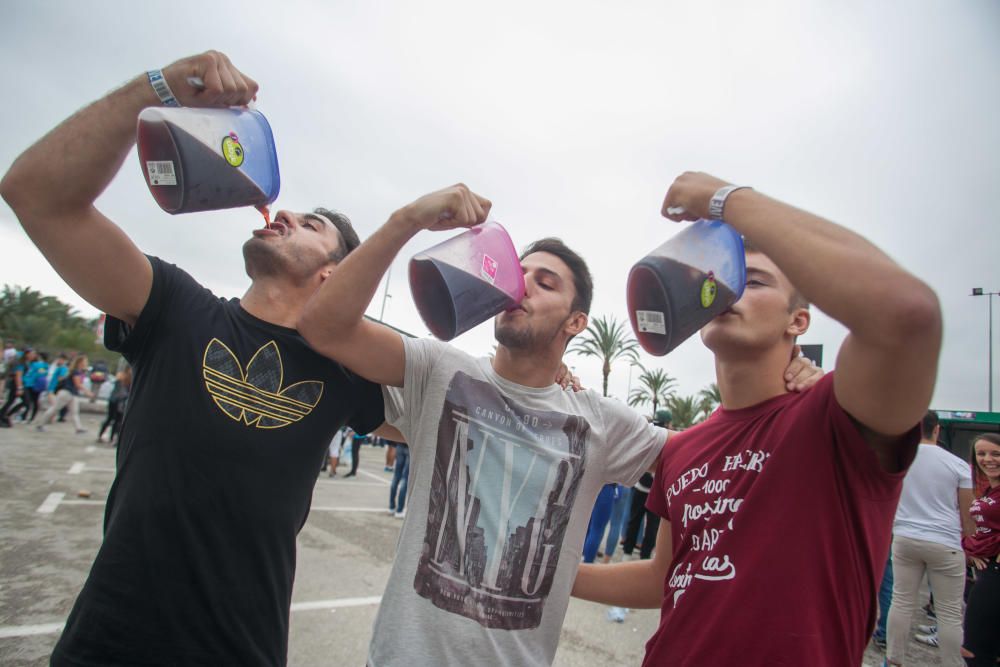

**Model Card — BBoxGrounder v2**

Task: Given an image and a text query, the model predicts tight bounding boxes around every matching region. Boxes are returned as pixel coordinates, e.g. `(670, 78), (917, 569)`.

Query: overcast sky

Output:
(2, 0), (998, 411)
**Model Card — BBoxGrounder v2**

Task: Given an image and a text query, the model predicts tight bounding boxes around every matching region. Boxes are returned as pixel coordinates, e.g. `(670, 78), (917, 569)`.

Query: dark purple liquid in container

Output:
(410, 258), (519, 341)
(627, 257), (738, 356)
(137, 120), (268, 214)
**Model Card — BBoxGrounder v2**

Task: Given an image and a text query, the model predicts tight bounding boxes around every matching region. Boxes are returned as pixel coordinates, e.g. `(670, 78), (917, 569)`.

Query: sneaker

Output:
(917, 624), (937, 635)
(394, 510), (406, 519)
(914, 632), (939, 648)
(384, 466), (394, 472)
(387, 508), (396, 516)
(872, 635), (886, 650)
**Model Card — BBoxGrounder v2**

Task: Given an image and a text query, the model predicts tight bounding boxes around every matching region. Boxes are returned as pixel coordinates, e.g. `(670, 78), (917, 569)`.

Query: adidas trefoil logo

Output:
(202, 338), (324, 429)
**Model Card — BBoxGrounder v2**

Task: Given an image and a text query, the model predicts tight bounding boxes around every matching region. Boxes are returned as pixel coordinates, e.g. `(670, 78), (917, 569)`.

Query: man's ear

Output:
(319, 265), (335, 282)
(787, 308), (810, 338)
(566, 311), (589, 337)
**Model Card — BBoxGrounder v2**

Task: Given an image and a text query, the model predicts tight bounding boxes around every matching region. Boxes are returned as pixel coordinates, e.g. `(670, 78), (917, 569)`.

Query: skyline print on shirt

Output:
(414, 371), (589, 630)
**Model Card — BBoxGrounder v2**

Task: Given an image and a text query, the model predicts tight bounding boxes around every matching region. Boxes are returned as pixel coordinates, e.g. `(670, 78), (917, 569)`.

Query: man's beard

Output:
(494, 320), (535, 349)
(242, 238), (286, 279)
(242, 239), (325, 285)
(494, 318), (564, 351)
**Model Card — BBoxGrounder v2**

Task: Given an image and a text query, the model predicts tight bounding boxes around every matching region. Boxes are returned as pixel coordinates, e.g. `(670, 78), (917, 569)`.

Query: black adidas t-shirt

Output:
(52, 257), (384, 667)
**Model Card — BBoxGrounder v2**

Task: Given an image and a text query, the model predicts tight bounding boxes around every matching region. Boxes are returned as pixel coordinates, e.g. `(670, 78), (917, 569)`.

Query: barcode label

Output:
(636, 310), (666, 335)
(146, 161), (177, 186)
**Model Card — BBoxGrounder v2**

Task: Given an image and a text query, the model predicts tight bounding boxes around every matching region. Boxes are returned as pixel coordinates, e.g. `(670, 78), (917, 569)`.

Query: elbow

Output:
(879, 281), (942, 347)
(1, 160), (45, 220)
(0, 166), (21, 212)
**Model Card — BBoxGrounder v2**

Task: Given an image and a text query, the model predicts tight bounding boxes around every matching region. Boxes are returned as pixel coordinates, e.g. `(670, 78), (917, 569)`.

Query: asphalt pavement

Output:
(0, 411), (939, 666)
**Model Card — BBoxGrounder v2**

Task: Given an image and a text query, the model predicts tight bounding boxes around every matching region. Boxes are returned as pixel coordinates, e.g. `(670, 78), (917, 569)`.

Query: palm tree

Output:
(666, 394), (700, 429)
(569, 315), (639, 397)
(627, 366), (677, 419)
(697, 383), (721, 421)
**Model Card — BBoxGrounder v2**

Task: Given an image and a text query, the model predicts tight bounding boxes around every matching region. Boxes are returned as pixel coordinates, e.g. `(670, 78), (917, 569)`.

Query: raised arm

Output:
(663, 173), (942, 466)
(0, 51), (257, 326)
(298, 184), (491, 387)
(572, 520), (672, 608)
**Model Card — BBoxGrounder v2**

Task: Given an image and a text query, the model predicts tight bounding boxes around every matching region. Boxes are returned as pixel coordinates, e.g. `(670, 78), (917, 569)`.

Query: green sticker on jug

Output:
(222, 132), (245, 167)
(700, 274), (717, 308)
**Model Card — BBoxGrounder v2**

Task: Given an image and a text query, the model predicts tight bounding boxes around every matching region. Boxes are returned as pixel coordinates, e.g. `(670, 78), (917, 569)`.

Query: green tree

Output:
(0, 284), (112, 362)
(697, 382), (721, 420)
(627, 366), (677, 419)
(666, 394), (701, 429)
(569, 315), (639, 397)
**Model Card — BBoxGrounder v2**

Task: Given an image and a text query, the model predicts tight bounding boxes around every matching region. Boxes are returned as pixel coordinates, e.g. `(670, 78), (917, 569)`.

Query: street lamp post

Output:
(379, 263), (393, 322)
(972, 288), (998, 412)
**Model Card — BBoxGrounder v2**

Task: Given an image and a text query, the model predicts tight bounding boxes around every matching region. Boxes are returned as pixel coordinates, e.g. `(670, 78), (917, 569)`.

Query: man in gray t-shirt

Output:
(298, 184), (818, 666)
(373, 336), (665, 665)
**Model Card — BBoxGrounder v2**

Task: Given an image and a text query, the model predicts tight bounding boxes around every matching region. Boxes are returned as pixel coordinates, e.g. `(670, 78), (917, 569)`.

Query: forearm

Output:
(572, 561), (665, 609)
(959, 490), (975, 537)
(1, 75), (157, 217)
(722, 189), (939, 344)
(300, 212), (420, 341)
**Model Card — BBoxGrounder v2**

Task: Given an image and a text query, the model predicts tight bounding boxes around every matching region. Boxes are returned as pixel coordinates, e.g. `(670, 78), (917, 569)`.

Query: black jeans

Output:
(622, 489), (660, 559)
(8, 388), (39, 422)
(964, 558), (1000, 666)
(99, 399), (124, 442)
(0, 381), (19, 424)
(349, 439), (362, 475)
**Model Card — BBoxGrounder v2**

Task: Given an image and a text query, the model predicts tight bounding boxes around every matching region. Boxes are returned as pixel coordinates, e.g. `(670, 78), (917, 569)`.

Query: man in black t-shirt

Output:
(2, 51), (388, 666)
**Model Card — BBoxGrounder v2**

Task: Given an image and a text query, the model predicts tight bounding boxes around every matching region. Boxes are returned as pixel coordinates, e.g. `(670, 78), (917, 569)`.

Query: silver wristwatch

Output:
(708, 185), (752, 220)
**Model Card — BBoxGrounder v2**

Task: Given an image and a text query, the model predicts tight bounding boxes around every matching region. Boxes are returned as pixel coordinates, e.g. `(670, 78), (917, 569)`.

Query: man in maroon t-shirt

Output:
(572, 172), (942, 665)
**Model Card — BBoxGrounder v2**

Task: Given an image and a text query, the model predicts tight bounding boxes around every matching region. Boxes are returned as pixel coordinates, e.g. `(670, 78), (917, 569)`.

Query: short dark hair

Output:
(314, 208), (360, 263)
(520, 238), (593, 315)
(920, 410), (939, 440)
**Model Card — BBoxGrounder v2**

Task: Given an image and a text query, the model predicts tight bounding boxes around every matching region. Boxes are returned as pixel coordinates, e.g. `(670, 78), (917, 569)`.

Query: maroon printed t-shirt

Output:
(643, 374), (918, 666)
(963, 484), (1000, 559)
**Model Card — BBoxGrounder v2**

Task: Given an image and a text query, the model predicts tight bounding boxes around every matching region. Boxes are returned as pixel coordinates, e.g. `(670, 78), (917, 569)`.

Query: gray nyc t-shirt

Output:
(368, 337), (667, 667)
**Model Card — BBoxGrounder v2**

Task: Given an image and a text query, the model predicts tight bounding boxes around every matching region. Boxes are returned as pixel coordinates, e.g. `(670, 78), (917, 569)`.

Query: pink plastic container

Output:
(409, 221), (526, 341)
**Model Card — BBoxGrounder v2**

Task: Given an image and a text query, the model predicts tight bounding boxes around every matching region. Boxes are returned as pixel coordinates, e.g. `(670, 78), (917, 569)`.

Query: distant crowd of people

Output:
(1, 340), (131, 443)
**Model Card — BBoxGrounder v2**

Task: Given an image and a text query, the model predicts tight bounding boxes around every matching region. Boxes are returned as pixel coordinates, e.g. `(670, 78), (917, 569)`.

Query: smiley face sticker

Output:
(700, 272), (718, 308)
(221, 132), (245, 167)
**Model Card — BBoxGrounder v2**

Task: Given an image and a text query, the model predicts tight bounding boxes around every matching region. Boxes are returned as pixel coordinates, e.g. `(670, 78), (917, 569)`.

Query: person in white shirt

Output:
(885, 410), (974, 666)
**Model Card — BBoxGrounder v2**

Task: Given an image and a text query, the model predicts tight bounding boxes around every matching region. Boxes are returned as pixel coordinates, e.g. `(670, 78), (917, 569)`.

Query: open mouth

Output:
(252, 221), (288, 238)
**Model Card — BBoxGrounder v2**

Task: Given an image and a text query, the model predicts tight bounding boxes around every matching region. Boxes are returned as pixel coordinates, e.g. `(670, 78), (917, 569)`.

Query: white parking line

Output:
(0, 622), (64, 639)
(68, 462), (85, 474)
(289, 596), (381, 612)
(315, 479), (386, 487)
(310, 506), (391, 513)
(356, 469), (390, 486)
(36, 492), (65, 514)
(0, 596), (381, 638)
